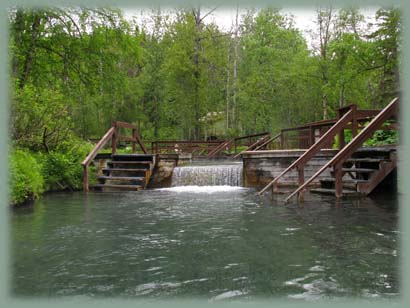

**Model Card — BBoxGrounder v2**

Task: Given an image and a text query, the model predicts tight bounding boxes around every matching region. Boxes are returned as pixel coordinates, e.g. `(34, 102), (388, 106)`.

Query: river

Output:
(10, 163), (399, 301)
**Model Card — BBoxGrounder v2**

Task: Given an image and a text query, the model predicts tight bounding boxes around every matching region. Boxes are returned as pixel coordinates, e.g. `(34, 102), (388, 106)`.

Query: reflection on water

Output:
(10, 188), (399, 301)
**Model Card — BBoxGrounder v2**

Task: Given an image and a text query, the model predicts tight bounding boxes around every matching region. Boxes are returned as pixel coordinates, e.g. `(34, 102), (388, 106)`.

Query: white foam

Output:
(156, 186), (246, 193)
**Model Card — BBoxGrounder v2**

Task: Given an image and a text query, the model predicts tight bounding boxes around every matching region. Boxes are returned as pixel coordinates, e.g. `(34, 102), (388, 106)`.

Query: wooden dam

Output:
(81, 97), (399, 201)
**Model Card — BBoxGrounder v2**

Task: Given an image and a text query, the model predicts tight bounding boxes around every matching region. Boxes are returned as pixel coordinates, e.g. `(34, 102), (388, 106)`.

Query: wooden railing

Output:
(207, 132), (271, 158)
(263, 106), (381, 151)
(151, 140), (224, 156)
(258, 108), (355, 195)
(284, 97), (398, 202)
(253, 133), (282, 151)
(81, 121), (147, 192)
(232, 133), (272, 159)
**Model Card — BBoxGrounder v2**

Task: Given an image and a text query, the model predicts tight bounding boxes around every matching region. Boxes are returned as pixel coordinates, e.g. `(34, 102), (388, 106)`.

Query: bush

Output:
(41, 136), (95, 191)
(9, 148), (44, 205)
(364, 129), (399, 146)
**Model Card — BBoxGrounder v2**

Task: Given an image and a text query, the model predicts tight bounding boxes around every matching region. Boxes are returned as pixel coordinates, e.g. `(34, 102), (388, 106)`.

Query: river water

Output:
(10, 163), (399, 301)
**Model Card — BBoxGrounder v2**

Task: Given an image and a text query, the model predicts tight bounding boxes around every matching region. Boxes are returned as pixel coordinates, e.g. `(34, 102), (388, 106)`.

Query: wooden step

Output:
(107, 161), (151, 169)
(108, 161), (151, 165)
(98, 176), (145, 182)
(341, 168), (377, 173)
(103, 168), (147, 172)
(320, 177), (369, 184)
(346, 158), (386, 163)
(112, 154), (154, 162)
(93, 184), (143, 191)
(310, 188), (363, 196)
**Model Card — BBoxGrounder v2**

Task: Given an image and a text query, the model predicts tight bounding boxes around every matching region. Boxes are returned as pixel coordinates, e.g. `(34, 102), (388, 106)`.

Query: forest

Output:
(8, 6), (401, 205)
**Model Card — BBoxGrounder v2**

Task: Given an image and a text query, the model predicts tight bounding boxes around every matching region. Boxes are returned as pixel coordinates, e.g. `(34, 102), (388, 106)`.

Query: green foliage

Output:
(40, 137), (95, 191)
(9, 148), (44, 205)
(11, 84), (73, 151)
(364, 129), (399, 146)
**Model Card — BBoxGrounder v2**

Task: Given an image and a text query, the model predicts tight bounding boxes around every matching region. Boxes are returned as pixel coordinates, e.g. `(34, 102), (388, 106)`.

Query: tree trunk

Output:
(193, 8), (202, 140)
(226, 44), (231, 130)
(232, 6), (239, 130)
(20, 13), (42, 88)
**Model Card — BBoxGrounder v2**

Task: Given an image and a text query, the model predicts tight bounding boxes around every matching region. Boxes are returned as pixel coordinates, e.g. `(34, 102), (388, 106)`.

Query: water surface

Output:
(11, 188), (399, 301)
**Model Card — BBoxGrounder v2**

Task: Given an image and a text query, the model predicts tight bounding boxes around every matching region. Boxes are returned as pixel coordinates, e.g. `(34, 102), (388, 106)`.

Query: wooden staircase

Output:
(82, 121), (151, 192)
(93, 154), (155, 192)
(310, 147), (397, 196)
(258, 97), (399, 201)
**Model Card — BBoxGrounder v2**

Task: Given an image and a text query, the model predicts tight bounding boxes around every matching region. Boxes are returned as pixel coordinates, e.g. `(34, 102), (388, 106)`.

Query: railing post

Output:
(83, 165), (89, 192)
(111, 122), (117, 155)
(334, 163), (343, 198)
(309, 126), (314, 147)
(351, 105), (358, 138)
(297, 166), (305, 202)
(337, 109), (345, 150)
(132, 128), (137, 153)
(280, 131), (284, 149)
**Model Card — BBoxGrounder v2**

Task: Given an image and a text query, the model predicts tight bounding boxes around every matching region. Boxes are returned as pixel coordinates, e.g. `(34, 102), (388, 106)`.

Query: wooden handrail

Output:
(233, 132), (270, 142)
(113, 121), (137, 129)
(284, 97), (399, 202)
(254, 133), (281, 151)
(258, 108), (355, 195)
(81, 126), (115, 192)
(82, 127), (115, 167)
(232, 133), (271, 159)
(207, 138), (234, 158)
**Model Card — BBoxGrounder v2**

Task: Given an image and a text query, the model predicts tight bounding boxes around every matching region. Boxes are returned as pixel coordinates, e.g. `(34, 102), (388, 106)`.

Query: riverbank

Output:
(9, 141), (94, 206)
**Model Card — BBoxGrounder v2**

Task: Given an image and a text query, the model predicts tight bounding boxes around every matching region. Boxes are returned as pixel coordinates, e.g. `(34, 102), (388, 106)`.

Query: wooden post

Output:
(280, 131), (284, 149)
(351, 105), (358, 138)
(337, 109), (345, 150)
(111, 123), (117, 155)
(132, 129), (137, 153)
(309, 126), (315, 147)
(83, 165), (89, 192)
(334, 163), (343, 198)
(297, 166), (305, 202)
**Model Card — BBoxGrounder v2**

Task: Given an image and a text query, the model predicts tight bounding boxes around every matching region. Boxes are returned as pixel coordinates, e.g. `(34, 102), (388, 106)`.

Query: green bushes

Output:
(9, 149), (44, 205)
(40, 137), (95, 191)
(9, 136), (95, 206)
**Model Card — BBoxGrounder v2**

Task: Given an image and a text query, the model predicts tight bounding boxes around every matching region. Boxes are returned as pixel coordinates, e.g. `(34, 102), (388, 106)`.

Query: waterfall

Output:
(171, 164), (243, 187)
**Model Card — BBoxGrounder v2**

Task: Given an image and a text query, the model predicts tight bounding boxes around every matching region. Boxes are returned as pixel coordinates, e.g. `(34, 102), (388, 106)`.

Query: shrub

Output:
(41, 136), (96, 191)
(9, 148), (44, 205)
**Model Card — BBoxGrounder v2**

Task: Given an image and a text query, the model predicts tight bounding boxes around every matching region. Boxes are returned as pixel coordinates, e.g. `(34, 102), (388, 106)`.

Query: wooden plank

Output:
(82, 126), (115, 166)
(113, 121), (137, 129)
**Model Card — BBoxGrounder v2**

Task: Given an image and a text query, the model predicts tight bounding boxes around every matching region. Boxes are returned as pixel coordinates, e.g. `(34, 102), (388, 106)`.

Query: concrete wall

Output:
(242, 149), (338, 189)
(149, 154), (179, 188)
